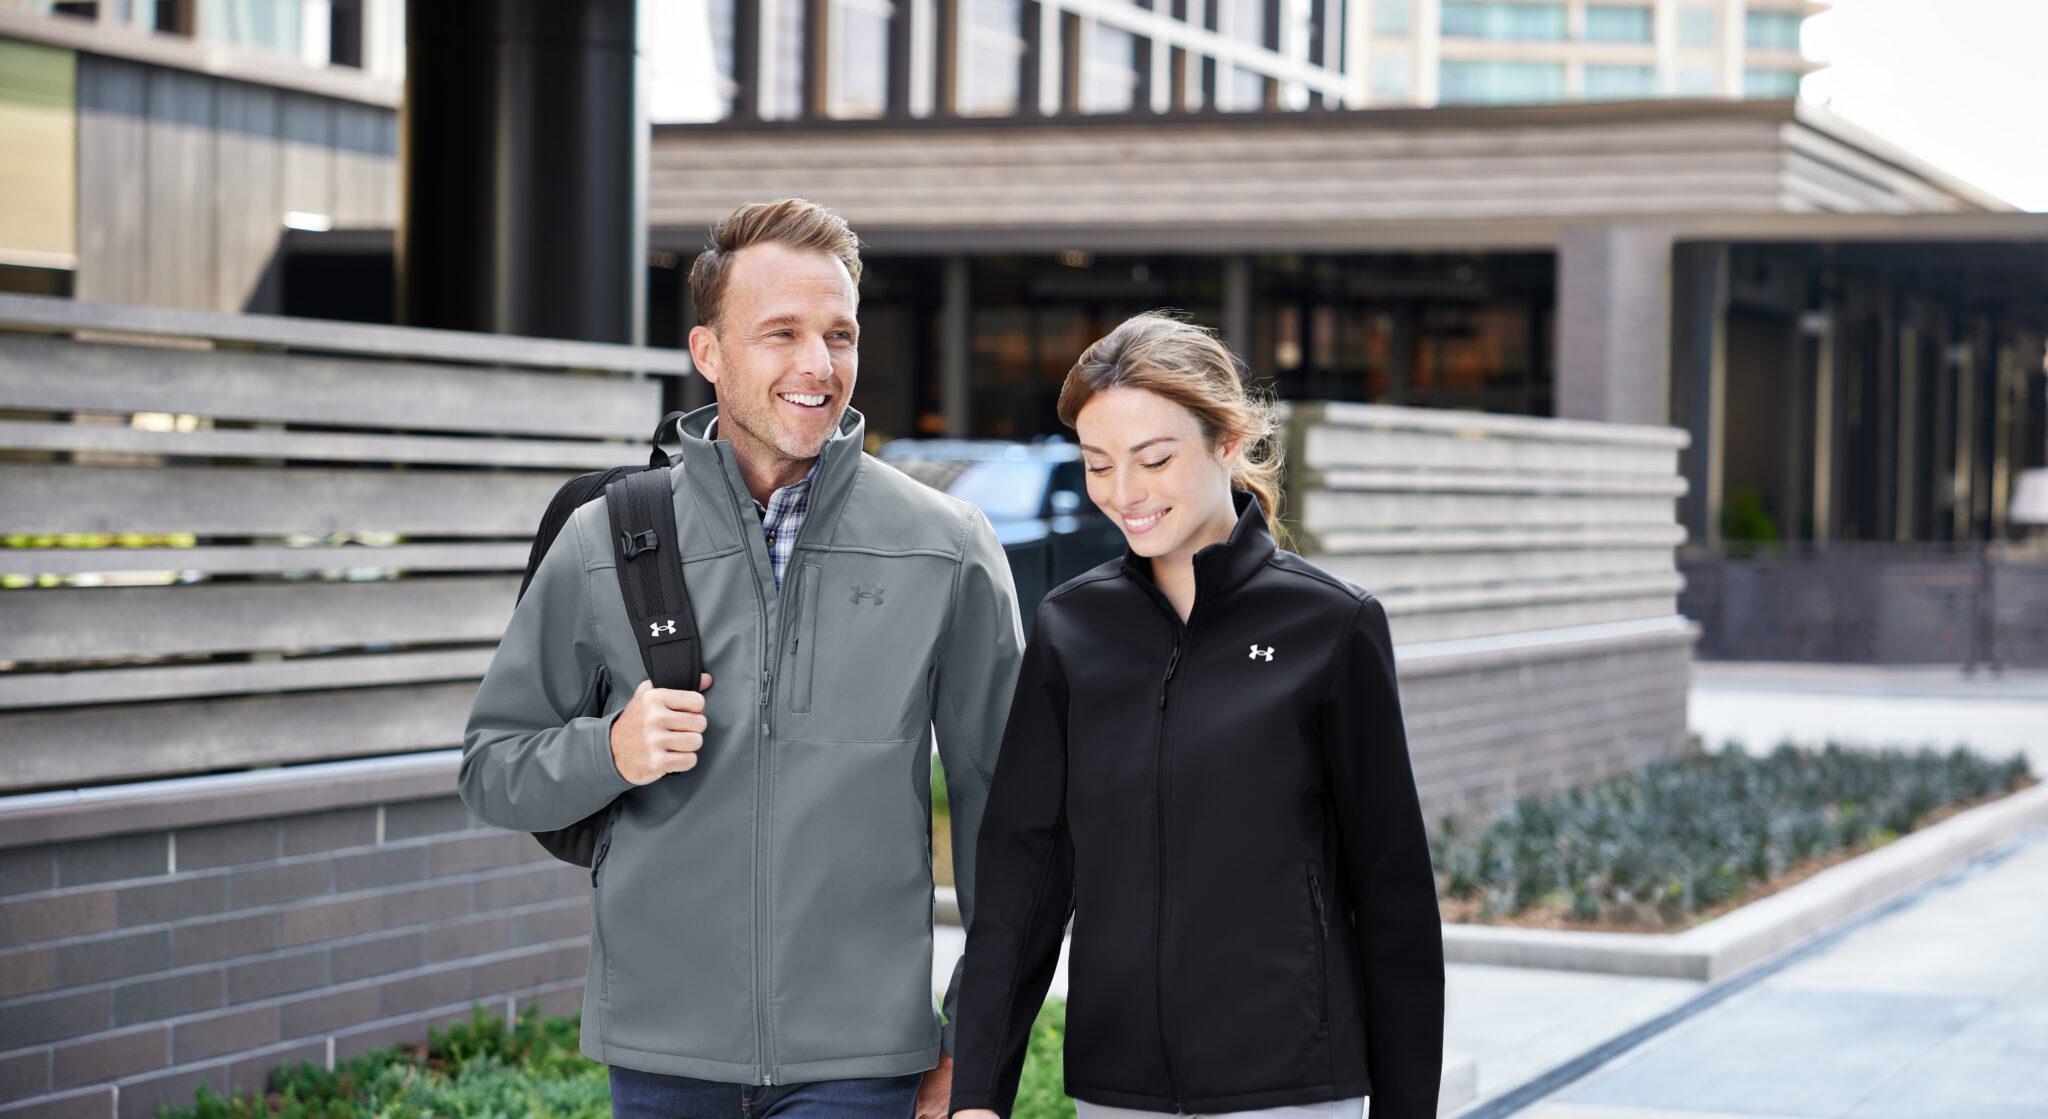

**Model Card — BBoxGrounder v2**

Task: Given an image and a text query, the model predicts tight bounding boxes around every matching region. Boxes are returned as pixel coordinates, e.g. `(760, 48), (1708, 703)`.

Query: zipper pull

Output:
(758, 672), (771, 707)
(1158, 644), (1182, 708)
(1309, 872), (1327, 926)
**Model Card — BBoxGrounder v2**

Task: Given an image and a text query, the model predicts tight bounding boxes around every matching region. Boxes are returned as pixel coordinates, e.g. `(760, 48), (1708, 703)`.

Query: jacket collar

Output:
(672, 402), (865, 541)
(1122, 489), (1275, 601)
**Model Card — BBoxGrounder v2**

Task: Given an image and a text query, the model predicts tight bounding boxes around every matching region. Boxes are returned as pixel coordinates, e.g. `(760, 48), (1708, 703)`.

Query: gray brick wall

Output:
(1401, 635), (1693, 824)
(0, 798), (589, 1118)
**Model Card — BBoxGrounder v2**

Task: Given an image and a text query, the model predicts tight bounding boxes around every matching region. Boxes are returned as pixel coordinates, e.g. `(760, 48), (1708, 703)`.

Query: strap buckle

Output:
(620, 529), (659, 559)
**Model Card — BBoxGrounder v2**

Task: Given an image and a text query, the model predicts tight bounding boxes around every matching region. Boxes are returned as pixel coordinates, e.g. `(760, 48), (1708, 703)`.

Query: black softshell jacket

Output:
(950, 494), (1444, 1118)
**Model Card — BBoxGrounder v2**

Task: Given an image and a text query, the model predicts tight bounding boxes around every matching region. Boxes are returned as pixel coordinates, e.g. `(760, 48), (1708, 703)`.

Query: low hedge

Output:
(164, 1000), (1075, 1119)
(1432, 741), (2032, 928)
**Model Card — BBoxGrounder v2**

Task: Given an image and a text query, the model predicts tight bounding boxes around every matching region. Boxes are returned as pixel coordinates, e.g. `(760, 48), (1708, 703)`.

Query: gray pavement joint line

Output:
(1449, 822), (2048, 1119)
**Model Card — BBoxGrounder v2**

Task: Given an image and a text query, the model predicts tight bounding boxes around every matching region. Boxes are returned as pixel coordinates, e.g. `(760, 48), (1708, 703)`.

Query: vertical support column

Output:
(1341, 0), (1370, 107)
(1895, 319), (1920, 541)
(1060, 9), (1084, 114)
(1262, 0), (1283, 108)
(1020, 0), (1045, 115)
(1223, 255), (1253, 362)
(1718, 0), (1744, 97)
(399, 0), (647, 344)
(934, 0), (960, 116)
(802, 0), (831, 118)
(733, 0), (763, 120)
(942, 256), (973, 436)
(1200, 0), (1220, 111)
(1954, 339), (1977, 541)
(1805, 309), (1836, 547)
(1673, 242), (1729, 549)
(887, 0), (916, 117)
(1555, 224), (1674, 425)
(1135, 0), (1159, 112)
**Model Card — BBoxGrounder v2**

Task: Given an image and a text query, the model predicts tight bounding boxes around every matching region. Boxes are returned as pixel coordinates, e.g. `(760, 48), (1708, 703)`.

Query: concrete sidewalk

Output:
(1504, 825), (2048, 1119)
(1689, 661), (2048, 774)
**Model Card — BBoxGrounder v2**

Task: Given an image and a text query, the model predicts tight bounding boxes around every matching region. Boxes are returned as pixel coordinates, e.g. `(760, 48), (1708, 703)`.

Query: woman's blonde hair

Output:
(1056, 312), (1288, 547)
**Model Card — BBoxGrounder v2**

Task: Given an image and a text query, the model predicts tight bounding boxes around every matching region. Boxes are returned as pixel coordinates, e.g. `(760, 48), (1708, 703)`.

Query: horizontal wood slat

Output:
(0, 648), (495, 709)
(0, 464), (573, 536)
(2, 543), (532, 576)
(1317, 547), (1682, 592)
(1312, 525), (1688, 554)
(0, 291), (700, 374)
(1384, 595), (1682, 646)
(0, 681), (476, 794)
(0, 419), (634, 469)
(0, 335), (664, 438)
(1310, 468), (1688, 498)
(1301, 426), (1680, 477)
(1300, 490), (1679, 530)
(0, 576), (519, 663)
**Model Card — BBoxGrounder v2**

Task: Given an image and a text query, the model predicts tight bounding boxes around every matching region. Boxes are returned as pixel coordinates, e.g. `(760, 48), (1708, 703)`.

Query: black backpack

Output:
(514, 410), (703, 873)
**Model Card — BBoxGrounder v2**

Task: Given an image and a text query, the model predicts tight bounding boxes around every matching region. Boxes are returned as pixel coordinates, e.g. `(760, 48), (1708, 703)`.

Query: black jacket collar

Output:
(1121, 490), (1276, 601)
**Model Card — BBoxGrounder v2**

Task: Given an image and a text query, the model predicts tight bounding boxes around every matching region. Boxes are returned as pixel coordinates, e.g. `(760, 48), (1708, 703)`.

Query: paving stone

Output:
(381, 799), (474, 842)
(171, 912), (277, 967)
(226, 948), (329, 1003)
(0, 946), (54, 1000)
(279, 985), (380, 1040)
(0, 846), (55, 897)
(115, 874), (228, 927)
(50, 1024), (169, 1090)
(0, 1048), (51, 1101)
(228, 860), (330, 908)
(0, 988), (111, 1051)
(332, 844), (428, 893)
(54, 929), (171, 987)
(281, 809), (378, 858)
(112, 969), (223, 1027)
(279, 895), (380, 947)
(0, 889), (116, 945)
(55, 834), (168, 888)
(171, 1004), (279, 1064)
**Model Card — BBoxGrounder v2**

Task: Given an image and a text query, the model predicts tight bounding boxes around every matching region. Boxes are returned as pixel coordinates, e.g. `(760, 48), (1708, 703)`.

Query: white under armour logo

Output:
(649, 620), (677, 637)
(1249, 645), (1275, 661)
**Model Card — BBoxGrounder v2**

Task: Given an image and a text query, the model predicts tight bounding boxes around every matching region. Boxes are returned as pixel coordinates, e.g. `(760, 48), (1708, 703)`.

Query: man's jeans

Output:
(608, 1066), (923, 1119)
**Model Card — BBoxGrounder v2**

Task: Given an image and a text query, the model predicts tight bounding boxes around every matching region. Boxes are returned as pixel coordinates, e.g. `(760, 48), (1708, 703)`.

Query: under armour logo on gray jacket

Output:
(459, 405), (1025, 1085)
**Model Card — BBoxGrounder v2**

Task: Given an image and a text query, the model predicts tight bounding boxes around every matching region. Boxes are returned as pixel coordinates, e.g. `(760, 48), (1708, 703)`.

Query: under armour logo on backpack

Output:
(1249, 645), (1275, 661)
(649, 620), (677, 637)
(850, 585), (885, 606)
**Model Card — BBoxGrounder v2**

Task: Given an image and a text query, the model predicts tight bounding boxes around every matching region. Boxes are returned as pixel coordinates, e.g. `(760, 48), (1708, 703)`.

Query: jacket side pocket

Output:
(1308, 869), (1331, 1033)
(790, 561), (822, 713)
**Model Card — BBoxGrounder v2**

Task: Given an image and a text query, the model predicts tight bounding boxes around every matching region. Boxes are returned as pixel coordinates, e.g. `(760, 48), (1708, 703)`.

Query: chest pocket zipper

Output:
(1308, 870), (1331, 1032)
(789, 562), (821, 713)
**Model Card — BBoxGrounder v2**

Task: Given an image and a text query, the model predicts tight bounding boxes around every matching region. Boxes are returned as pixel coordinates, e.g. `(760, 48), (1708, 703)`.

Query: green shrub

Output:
(1431, 742), (2031, 927)
(163, 1000), (1077, 1119)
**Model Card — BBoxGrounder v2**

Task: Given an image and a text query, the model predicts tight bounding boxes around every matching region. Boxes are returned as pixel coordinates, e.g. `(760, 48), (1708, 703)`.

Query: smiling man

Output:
(460, 199), (1024, 1119)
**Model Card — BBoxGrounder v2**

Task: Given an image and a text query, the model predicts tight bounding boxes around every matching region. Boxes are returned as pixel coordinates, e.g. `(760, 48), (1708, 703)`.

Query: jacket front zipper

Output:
(1153, 624), (1186, 1111)
(722, 460), (780, 1086)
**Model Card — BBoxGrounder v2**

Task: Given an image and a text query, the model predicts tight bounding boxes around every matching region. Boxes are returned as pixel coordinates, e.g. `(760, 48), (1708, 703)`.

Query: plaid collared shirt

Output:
(708, 417), (814, 590)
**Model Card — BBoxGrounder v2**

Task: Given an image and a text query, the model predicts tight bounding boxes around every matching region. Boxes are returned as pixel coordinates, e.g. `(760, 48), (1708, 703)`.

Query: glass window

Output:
(1744, 68), (1802, 98)
(1373, 0), (1411, 36)
(1439, 59), (1566, 103)
(1746, 10), (1804, 51)
(1083, 21), (1139, 114)
(1370, 50), (1413, 100)
(828, 0), (892, 118)
(1584, 64), (1656, 99)
(201, 0), (300, 54)
(1440, 2), (1567, 40)
(1679, 5), (1717, 47)
(1676, 64), (1718, 95)
(1583, 5), (1651, 43)
(959, 0), (1024, 114)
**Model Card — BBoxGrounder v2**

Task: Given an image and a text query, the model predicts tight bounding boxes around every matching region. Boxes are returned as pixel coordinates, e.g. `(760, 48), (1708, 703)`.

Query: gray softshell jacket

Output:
(459, 404), (1024, 1085)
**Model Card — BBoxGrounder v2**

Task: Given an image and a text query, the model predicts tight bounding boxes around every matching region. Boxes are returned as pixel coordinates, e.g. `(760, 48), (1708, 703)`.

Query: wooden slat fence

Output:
(1287, 401), (1691, 645)
(0, 293), (693, 795)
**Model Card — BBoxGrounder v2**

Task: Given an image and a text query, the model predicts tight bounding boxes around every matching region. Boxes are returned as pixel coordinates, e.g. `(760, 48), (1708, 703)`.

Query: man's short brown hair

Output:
(689, 199), (862, 331)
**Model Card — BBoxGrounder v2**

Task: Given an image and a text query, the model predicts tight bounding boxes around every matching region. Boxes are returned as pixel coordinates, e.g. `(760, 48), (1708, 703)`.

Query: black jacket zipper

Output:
(1308, 870), (1330, 1031)
(1153, 610), (1189, 1111)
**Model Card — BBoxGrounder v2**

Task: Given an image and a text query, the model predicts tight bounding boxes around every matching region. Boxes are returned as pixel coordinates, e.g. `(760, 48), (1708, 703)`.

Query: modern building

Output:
(655, 0), (1826, 123)
(2, 0), (2044, 561)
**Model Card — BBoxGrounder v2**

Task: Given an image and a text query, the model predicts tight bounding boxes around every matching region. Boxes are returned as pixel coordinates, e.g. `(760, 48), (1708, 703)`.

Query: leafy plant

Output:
(163, 1000), (1078, 1119)
(1431, 742), (2031, 928)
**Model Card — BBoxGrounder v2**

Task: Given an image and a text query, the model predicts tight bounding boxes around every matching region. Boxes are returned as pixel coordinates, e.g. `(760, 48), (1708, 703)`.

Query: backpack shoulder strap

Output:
(604, 467), (702, 692)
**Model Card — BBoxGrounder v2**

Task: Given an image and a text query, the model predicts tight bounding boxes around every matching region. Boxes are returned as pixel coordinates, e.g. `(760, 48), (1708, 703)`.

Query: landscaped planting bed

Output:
(162, 1001), (1076, 1119)
(1432, 742), (2035, 931)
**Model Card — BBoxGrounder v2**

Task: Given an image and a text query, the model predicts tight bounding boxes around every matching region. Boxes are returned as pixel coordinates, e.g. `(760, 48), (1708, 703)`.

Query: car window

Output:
(945, 460), (1054, 520)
